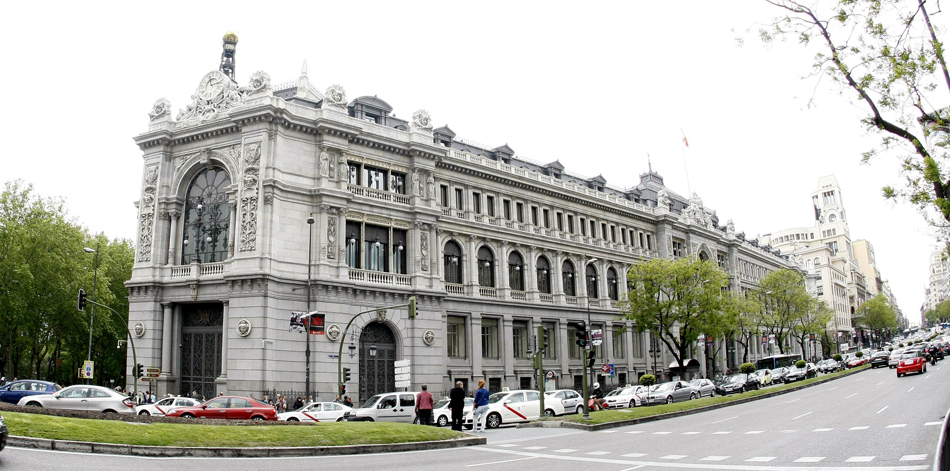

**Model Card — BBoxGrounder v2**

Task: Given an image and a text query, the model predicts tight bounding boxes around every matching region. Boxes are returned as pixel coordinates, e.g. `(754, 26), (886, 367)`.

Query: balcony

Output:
(539, 293), (554, 303)
(511, 290), (527, 301)
(445, 283), (464, 295)
(479, 287), (498, 298)
(347, 184), (411, 205)
(348, 268), (411, 287)
(169, 262), (226, 279)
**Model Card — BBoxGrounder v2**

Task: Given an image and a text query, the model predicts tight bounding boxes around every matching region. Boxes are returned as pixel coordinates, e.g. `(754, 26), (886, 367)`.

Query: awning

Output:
(668, 358), (701, 370)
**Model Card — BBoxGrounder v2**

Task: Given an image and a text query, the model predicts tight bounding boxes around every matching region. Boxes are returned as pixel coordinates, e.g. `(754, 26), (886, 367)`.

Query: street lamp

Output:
(84, 244), (99, 384)
(305, 214), (314, 400)
(586, 258), (598, 395)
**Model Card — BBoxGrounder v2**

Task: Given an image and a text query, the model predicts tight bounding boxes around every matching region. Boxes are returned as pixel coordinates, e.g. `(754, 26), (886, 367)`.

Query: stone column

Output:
(525, 246), (538, 301)
(228, 198), (237, 258)
(498, 241), (510, 299)
(466, 235), (478, 295)
(166, 212), (180, 265)
(219, 301), (229, 378)
(553, 252), (565, 304)
(470, 314), (483, 383)
(161, 303), (173, 375)
(502, 315), (515, 379)
(558, 322), (570, 387)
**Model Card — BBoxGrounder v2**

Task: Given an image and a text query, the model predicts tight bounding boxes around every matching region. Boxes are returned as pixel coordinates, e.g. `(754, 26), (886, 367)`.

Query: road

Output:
(1, 364), (947, 470)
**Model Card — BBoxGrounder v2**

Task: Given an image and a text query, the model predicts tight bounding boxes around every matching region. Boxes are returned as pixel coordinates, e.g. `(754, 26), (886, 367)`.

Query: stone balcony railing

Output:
(169, 262), (227, 279)
(347, 184), (412, 205)
(348, 268), (411, 287)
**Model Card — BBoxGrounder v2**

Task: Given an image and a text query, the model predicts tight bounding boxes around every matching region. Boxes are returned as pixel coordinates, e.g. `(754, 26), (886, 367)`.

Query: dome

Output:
(223, 31), (239, 43)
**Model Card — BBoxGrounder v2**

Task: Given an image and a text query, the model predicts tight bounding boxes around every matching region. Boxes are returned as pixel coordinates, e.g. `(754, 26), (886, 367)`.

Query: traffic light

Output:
(343, 367), (352, 382)
(537, 325), (548, 352)
(340, 384), (346, 395)
(573, 321), (587, 348)
(135, 363), (144, 379)
(542, 327), (550, 351)
(408, 296), (417, 320)
(78, 289), (86, 311)
(587, 350), (596, 368)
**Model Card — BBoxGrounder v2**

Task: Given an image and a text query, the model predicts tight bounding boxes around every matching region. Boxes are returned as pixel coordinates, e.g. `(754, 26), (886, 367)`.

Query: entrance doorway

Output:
(180, 304), (222, 399)
(359, 322), (396, 401)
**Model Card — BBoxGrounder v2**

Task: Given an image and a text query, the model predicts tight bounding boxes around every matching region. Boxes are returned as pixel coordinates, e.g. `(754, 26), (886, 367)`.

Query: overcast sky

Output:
(0, 1), (939, 324)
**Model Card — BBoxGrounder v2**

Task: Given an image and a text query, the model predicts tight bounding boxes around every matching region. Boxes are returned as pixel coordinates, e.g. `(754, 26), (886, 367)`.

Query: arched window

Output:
(562, 260), (576, 297)
(607, 267), (619, 301)
(508, 252), (524, 291)
(477, 246), (495, 287)
(182, 167), (231, 264)
(699, 251), (709, 261)
(444, 241), (462, 284)
(586, 263), (599, 298)
(537, 256), (551, 294)
(814, 257), (821, 266)
(828, 213), (837, 222)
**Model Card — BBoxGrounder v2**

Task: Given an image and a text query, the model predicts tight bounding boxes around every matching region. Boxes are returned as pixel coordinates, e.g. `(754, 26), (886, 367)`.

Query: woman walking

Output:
(472, 380), (490, 432)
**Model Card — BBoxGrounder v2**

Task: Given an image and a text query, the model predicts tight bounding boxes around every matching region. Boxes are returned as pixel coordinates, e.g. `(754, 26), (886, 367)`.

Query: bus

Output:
(756, 354), (802, 370)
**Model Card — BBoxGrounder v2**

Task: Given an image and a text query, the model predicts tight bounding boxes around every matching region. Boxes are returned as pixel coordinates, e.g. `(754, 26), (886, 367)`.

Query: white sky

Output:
(0, 1), (938, 323)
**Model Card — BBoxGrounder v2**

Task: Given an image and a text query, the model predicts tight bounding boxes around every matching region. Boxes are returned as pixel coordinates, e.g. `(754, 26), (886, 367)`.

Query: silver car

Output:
(644, 381), (697, 405)
(18, 385), (135, 414)
(689, 378), (716, 397)
(545, 389), (583, 414)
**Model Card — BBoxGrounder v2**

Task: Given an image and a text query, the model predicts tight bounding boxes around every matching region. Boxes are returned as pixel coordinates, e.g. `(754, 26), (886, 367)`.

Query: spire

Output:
(301, 60), (308, 78)
(647, 154), (652, 174)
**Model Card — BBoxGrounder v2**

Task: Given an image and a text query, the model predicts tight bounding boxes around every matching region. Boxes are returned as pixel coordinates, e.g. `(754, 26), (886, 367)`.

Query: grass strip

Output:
(560, 365), (870, 425)
(4, 412), (466, 447)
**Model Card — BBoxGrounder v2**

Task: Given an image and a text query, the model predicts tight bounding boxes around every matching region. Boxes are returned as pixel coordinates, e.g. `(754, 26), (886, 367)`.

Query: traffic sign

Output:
(394, 373), (410, 382)
(82, 361), (94, 379)
(394, 380), (411, 388)
(600, 364), (611, 373)
(590, 329), (603, 346)
(394, 366), (411, 375)
(545, 370), (556, 380)
(394, 359), (411, 368)
(146, 367), (160, 374)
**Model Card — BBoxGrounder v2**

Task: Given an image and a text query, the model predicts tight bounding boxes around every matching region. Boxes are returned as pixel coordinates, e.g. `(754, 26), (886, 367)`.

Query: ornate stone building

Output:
(126, 38), (797, 401)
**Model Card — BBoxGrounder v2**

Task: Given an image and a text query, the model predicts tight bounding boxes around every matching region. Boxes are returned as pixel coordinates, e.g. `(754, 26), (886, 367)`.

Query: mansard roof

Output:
(350, 95), (393, 113)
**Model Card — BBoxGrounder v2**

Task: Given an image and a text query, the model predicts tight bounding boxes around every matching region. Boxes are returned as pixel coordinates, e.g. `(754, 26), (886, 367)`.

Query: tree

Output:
(760, 1), (950, 234)
(740, 363), (756, 374)
(725, 292), (761, 364)
(792, 299), (833, 360)
(925, 298), (950, 325)
(622, 257), (732, 378)
(854, 294), (899, 343)
(752, 269), (814, 354)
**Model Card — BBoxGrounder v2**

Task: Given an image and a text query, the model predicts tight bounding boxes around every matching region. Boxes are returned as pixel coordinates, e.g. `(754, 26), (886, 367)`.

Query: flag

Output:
(681, 130), (689, 147)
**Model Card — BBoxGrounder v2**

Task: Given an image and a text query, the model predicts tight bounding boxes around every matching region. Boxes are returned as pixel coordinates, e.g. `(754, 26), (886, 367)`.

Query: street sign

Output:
(395, 373), (410, 382)
(394, 366), (411, 375)
(600, 364), (611, 373)
(146, 367), (160, 374)
(307, 313), (325, 335)
(545, 370), (556, 380)
(608, 364), (615, 377)
(591, 329), (603, 346)
(82, 361), (94, 379)
(394, 359), (411, 368)
(394, 380), (411, 388)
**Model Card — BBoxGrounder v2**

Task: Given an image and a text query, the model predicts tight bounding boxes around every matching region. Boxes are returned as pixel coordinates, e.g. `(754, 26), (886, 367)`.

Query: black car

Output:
(0, 414), (7, 452)
(869, 351), (890, 368)
(784, 365), (810, 382)
(715, 374), (761, 395)
(771, 367), (789, 384)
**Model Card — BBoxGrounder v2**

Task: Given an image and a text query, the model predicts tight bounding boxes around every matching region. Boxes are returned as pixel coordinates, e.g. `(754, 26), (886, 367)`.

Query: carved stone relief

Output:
(319, 148), (330, 177)
(323, 84), (347, 110)
(137, 165), (159, 262)
(239, 142), (262, 252)
(175, 70), (274, 128)
(337, 154), (347, 180)
(667, 234), (674, 261)
(327, 216), (337, 259)
(411, 109), (433, 133)
(420, 230), (429, 271)
(148, 98), (170, 120)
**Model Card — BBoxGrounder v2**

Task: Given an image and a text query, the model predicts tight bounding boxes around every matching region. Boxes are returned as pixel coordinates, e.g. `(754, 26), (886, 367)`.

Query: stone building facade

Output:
(126, 60), (797, 402)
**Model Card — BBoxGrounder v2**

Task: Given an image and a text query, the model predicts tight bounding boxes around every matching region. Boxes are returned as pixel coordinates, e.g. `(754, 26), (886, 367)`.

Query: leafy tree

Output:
(856, 350), (864, 358)
(833, 353), (842, 361)
(792, 298), (833, 360)
(796, 359), (807, 368)
(760, 1), (950, 233)
(740, 362), (756, 374)
(752, 269), (814, 354)
(925, 299), (950, 325)
(854, 294), (898, 342)
(638, 374), (657, 387)
(724, 292), (762, 364)
(622, 257), (732, 377)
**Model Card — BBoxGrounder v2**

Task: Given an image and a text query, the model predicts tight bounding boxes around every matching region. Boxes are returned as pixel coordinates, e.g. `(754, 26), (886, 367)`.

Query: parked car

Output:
(278, 401), (352, 422)
(343, 391), (421, 423)
(0, 414), (6, 452)
(604, 385), (647, 409)
(847, 356), (868, 368)
(689, 378), (716, 397)
(426, 397), (473, 425)
(897, 350), (927, 377)
(135, 396), (201, 416)
(462, 389), (564, 429)
(644, 381), (697, 405)
(17, 384), (135, 414)
(816, 359), (838, 373)
(869, 351), (890, 368)
(545, 389), (583, 415)
(783, 365), (809, 383)
(165, 396), (277, 420)
(753, 369), (773, 386)
(889, 349), (903, 368)
(0, 379), (61, 405)
(715, 374), (761, 395)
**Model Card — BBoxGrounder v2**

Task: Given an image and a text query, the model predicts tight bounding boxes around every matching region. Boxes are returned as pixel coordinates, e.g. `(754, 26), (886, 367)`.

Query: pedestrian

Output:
(449, 381), (466, 431)
(343, 396), (353, 408)
(150, 391), (156, 403)
(472, 380), (490, 432)
(416, 385), (434, 426)
(334, 395), (343, 404)
(294, 396), (304, 410)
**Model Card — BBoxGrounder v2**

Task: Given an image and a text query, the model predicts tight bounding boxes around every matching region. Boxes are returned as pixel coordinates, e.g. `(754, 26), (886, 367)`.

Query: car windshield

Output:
(487, 392), (507, 404)
(754, 369), (769, 376)
(654, 382), (674, 391)
(774, 367), (786, 374)
(361, 395), (383, 409)
(727, 375), (746, 383)
(434, 398), (450, 409)
(689, 380), (703, 387)
(900, 352), (920, 360)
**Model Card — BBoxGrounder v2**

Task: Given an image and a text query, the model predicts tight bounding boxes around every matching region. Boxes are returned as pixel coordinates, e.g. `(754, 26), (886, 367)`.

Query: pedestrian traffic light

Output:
(343, 367), (352, 382)
(587, 350), (596, 368)
(78, 289), (86, 311)
(408, 296), (417, 320)
(135, 363), (144, 379)
(573, 321), (587, 348)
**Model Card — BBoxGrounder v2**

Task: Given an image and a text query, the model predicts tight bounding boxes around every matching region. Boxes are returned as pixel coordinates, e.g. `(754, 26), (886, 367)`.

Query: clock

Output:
(196, 71), (229, 101)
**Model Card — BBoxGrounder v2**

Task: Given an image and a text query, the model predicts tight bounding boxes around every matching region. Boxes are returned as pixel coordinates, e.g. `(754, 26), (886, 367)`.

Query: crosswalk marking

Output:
(553, 449), (577, 453)
(900, 455), (928, 461)
(794, 457), (825, 463)
(886, 424), (907, 428)
(925, 422), (942, 426)
(813, 428), (833, 432)
(846, 456), (875, 462)
(660, 455), (686, 460)
(522, 446), (546, 450)
(746, 457), (776, 462)
(622, 453), (647, 458)
(700, 456), (730, 461)
(586, 451), (611, 456)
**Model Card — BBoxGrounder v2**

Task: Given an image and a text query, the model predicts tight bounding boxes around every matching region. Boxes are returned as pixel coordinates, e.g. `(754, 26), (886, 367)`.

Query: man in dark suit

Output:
(449, 381), (466, 431)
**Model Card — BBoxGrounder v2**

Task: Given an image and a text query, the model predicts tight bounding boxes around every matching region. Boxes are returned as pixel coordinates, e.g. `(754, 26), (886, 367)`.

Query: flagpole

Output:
(681, 129), (692, 196)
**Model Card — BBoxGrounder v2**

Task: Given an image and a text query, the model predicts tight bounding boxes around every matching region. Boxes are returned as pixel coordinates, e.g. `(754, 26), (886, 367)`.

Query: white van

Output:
(343, 391), (420, 423)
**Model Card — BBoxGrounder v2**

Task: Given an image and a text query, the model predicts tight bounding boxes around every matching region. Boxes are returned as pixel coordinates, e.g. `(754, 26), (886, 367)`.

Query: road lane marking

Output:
(925, 422), (942, 426)
(712, 416), (737, 424)
(854, 377), (864, 381)
(887, 424), (907, 428)
(597, 430), (617, 433)
(784, 398), (800, 404)
(925, 375), (931, 379)
(494, 444), (518, 447)
(700, 456), (730, 461)
(780, 430), (797, 433)
(876, 381), (884, 385)
(745, 457), (776, 462)
(813, 428), (833, 432)
(553, 449), (577, 453)
(827, 386), (839, 391)
(652, 431), (671, 435)
(660, 455), (686, 460)
(744, 431), (764, 434)
(901, 455), (928, 461)
(846, 393), (858, 398)
(621, 453), (647, 458)
(877, 406), (889, 414)
(792, 412), (812, 420)
(850, 426), (870, 430)
(586, 451), (611, 455)
(619, 467), (645, 471)
(908, 387), (915, 392)
(681, 432), (700, 435)
(522, 446), (547, 450)
(794, 457), (825, 462)
(466, 456), (538, 467)
(846, 456), (875, 462)
(625, 431), (644, 434)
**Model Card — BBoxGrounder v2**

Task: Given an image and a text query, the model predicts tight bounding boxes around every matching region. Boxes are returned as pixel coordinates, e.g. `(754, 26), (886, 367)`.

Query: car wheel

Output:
(710, 390), (715, 397)
(544, 409), (556, 417)
(576, 405), (584, 415)
(361, 417), (374, 422)
(690, 393), (698, 400)
(102, 410), (117, 414)
(665, 396), (673, 405)
(139, 410), (151, 416)
(629, 399), (636, 408)
(413, 417), (419, 424)
(897, 372), (903, 377)
(251, 416), (265, 421)
(287, 417), (299, 422)
(437, 415), (448, 427)
(26, 402), (41, 408)
(182, 413), (196, 418)
(487, 412), (502, 429)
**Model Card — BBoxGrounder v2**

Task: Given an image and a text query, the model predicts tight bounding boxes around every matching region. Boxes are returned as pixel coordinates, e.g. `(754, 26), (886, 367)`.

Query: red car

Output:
(165, 396), (277, 421)
(847, 357), (868, 368)
(897, 351), (927, 377)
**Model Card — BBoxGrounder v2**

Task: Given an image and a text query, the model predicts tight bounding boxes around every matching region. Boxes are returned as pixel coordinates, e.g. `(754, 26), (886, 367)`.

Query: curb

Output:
(520, 366), (869, 432)
(7, 435), (486, 457)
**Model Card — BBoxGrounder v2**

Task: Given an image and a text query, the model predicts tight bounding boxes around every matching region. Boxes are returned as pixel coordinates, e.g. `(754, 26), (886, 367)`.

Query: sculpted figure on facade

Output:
(137, 165), (159, 263)
(337, 154), (347, 180)
(323, 84), (347, 110)
(683, 192), (712, 229)
(411, 170), (421, 196)
(411, 109), (433, 133)
(327, 216), (337, 259)
(426, 172), (435, 199)
(246, 70), (272, 95)
(657, 189), (672, 211)
(148, 98), (171, 120)
(244, 143), (262, 167)
(726, 219), (735, 236)
(319, 148), (330, 177)
(176, 70), (249, 127)
(420, 230), (429, 271)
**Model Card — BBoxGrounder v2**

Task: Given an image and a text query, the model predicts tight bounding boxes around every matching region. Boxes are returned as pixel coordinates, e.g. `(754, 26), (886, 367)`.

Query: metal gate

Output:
(359, 322), (396, 401)
(180, 304), (222, 399)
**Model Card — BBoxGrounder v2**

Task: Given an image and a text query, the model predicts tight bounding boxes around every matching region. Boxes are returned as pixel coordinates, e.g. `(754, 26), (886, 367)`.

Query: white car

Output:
(463, 389), (564, 429)
(415, 397), (474, 426)
(604, 385), (647, 409)
(545, 389), (584, 415)
(135, 396), (201, 416)
(278, 401), (352, 422)
(18, 385), (135, 414)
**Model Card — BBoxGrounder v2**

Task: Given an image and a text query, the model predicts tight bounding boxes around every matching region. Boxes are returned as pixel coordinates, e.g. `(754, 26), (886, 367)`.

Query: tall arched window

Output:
(537, 256), (551, 294)
(444, 241), (462, 284)
(586, 264), (599, 298)
(607, 267), (619, 301)
(182, 167), (231, 264)
(478, 247), (495, 287)
(508, 252), (524, 291)
(562, 260), (576, 297)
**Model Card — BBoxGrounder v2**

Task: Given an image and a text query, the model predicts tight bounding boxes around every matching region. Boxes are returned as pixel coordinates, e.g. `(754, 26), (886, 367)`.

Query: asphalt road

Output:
(1, 364), (947, 470)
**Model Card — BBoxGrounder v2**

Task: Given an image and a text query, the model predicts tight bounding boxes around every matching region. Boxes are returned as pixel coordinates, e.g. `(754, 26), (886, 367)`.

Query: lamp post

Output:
(84, 244), (99, 384)
(305, 214), (314, 400)
(586, 258), (598, 395)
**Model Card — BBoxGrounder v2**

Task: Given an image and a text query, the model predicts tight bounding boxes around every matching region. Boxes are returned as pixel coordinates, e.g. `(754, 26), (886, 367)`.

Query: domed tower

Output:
(220, 31), (239, 81)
